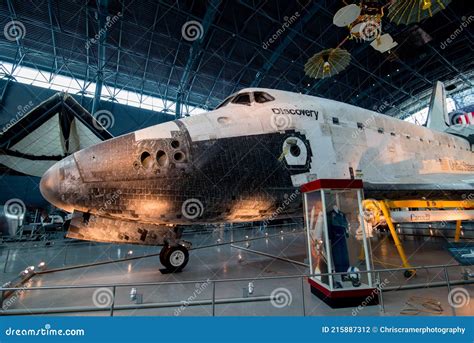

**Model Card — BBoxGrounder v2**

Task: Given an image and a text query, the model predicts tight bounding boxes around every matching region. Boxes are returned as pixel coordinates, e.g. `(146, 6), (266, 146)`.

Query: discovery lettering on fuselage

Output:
(271, 108), (318, 120)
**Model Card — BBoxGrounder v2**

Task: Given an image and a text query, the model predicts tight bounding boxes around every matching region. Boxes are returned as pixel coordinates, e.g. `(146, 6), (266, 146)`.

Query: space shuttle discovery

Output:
(40, 82), (474, 271)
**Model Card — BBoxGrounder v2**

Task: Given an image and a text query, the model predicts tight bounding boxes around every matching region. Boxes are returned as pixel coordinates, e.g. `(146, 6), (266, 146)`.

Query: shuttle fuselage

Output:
(40, 88), (473, 254)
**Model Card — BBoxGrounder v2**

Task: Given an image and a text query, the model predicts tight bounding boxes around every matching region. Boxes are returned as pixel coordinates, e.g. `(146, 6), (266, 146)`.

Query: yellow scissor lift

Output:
(363, 199), (474, 277)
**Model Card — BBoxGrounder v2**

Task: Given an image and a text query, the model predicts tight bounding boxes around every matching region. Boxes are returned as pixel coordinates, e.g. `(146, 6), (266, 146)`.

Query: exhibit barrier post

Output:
(301, 276), (306, 316)
(63, 245), (68, 266)
(212, 281), (216, 316)
(443, 266), (456, 316)
(377, 272), (385, 314)
(110, 286), (116, 317)
(3, 248), (10, 273)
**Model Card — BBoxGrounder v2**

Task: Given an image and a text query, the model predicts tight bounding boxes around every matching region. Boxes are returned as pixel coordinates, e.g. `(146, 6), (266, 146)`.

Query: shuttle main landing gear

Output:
(159, 242), (190, 273)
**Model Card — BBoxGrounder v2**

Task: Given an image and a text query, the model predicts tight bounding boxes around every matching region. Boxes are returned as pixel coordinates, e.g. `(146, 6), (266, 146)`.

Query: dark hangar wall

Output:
(0, 80), (176, 207)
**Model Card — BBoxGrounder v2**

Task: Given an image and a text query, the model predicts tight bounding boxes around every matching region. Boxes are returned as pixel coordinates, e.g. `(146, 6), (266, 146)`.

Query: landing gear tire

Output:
(404, 269), (415, 278)
(160, 245), (189, 272)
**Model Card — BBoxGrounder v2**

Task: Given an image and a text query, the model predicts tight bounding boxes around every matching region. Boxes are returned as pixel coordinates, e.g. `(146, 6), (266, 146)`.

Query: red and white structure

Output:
(301, 179), (379, 308)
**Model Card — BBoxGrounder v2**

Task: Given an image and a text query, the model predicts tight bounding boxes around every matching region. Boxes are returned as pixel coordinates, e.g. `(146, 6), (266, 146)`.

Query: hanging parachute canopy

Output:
(388, 0), (452, 25)
(304, 48), (351, 79)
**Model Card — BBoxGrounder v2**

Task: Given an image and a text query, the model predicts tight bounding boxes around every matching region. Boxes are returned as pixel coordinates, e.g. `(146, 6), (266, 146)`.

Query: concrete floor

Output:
(0, 224), (473, 316)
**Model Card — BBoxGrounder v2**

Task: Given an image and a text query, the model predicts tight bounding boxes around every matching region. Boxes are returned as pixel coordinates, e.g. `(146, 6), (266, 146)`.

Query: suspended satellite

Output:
(388, 0), (452, 25)
(370, 33), (398, 53)
(333, 4), (361, 27)
(350, 20), (382, 42)
(313, 1), (393, 78)
(304, 48), (351, 79)
(333, 1), (397, 52)
(347, 1), (385, 42)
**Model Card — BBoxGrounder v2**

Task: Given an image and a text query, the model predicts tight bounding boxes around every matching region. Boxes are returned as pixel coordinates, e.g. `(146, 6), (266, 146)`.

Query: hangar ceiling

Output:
(0, 0), (473, 119)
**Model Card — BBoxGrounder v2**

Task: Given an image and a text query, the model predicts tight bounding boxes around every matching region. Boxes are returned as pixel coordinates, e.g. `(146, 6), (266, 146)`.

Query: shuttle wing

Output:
(67, 211), (177, 245)
(364, 176), (474, 200)
(445, 126), (474, 145)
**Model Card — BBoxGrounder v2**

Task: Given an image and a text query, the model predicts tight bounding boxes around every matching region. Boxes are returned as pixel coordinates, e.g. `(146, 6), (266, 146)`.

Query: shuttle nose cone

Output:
(40, 162), (60, 203)
(40, 156), (77, 212)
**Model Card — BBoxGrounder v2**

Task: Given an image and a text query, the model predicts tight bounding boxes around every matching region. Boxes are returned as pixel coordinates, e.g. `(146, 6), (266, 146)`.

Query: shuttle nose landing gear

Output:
(159, 243), (190, 273)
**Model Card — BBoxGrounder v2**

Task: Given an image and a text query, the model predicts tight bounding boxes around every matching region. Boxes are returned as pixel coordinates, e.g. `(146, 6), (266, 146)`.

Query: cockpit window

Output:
(215, 91), (274, 109)
(215, 95), (235, 109)
(231, 93), (251, 106)
(254, 92), (275, 103)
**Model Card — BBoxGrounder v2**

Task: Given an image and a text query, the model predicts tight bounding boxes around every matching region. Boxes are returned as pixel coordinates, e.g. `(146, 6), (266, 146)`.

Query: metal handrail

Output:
(0, 263), (464, 292)
(1, 263), (471, 317)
